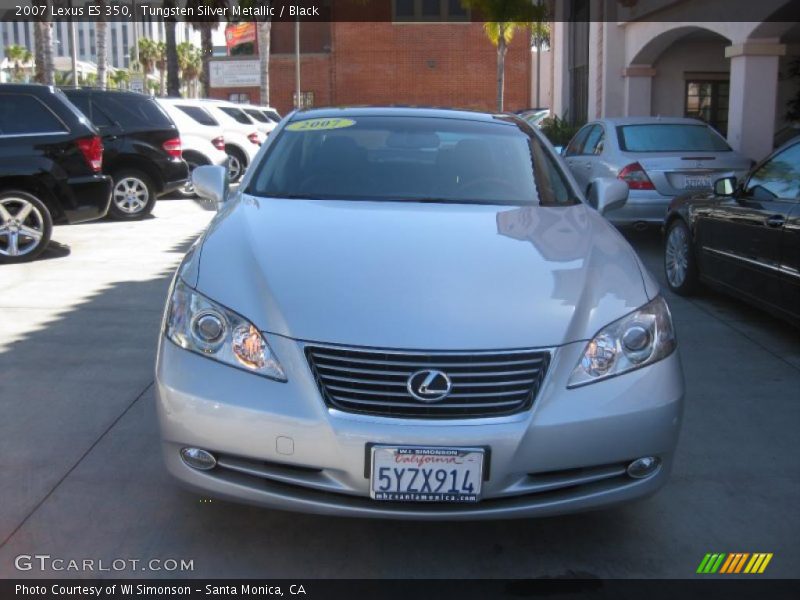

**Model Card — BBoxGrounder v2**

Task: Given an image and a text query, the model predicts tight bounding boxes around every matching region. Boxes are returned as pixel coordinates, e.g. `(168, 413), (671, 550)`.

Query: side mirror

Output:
(554, 146), (564, 156)
(192, 165), (228, 208)
(589, 178), (629, 216)
(713, 176), (736, 197)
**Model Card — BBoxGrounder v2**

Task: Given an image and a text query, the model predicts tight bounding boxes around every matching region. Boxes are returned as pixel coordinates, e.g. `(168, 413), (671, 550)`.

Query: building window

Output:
(293, 91), (315, 109)
(392, 0), (469, 21)
(685, 78), (729, 136)
(79, 30), (85, 56)
(229, 93), (251, 103)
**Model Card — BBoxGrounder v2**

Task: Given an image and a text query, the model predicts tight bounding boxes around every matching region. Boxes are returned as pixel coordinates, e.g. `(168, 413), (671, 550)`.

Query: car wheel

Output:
(109, 170), (157, 220)
(226, 148), (246, 183)
(177, 159), (203, 198)
(664, 219), (697, 295)
(0, 190), (53, 264)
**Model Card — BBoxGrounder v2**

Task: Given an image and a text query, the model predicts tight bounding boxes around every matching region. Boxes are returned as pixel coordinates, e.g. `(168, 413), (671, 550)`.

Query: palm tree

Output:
(96, 0), (108, 89)
(164, 1), (181, 97)
(188, 0), (229, 97)
(32, 6), (53, 84)
(177, 42), (202, 97)
(4, 44), (32, 82)
(462, 0), (546, 112)
(137, 38), (159, 84)
(258, 20), (272, 106)
(111, 69), (130, 90)
(155, 41), (167, 95)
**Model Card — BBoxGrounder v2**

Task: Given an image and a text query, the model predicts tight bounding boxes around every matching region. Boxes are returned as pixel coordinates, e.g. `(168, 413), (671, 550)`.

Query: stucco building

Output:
(549, 0), (800, 160)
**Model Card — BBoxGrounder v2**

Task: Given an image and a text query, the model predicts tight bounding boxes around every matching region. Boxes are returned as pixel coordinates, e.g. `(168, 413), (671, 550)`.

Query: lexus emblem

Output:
(407, 369), (452, 403)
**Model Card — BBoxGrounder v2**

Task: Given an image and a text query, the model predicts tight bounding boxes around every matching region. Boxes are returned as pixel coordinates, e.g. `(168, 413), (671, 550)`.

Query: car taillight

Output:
(162, 137), (182, 158)
(212, 136), (225, 151)
(247, 132), (261, 146)
(76, 136), (103, 173)
(617, 162), (655, 190)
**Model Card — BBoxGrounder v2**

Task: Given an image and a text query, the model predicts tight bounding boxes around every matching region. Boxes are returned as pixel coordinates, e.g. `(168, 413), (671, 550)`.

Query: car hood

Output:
(194, 196), (654, 349)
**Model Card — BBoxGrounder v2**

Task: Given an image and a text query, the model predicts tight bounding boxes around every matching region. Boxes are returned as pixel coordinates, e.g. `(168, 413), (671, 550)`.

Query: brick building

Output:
(209, 17), (533, 115)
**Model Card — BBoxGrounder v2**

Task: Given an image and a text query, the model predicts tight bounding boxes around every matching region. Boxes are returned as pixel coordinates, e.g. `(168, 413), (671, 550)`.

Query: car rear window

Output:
(244, 109), (269, 123)
(0, 93), (68, 135)
(176, 104), (219, 126)
(248, 116), (578, 206)
(90, 93), (174, 130)
(264, 109), (281, 122)
(218, 107), (253, 125)
(617, 124), (730, 152)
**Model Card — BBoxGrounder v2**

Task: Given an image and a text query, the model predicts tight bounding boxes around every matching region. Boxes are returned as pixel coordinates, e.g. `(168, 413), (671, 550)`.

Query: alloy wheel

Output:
(113, 177), (150, 214)
(228, 155), (242, 182)
(0, 196), (45, 258)
(665, 225), (689, 288)
(181, 162), (199, 196)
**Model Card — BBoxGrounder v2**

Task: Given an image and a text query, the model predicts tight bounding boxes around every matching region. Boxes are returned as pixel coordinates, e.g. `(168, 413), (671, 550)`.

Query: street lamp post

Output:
(294, 18), (301, 108)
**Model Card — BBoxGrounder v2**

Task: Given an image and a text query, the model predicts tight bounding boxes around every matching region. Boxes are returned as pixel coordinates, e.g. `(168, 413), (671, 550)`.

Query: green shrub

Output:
(539, 114), (584, 148)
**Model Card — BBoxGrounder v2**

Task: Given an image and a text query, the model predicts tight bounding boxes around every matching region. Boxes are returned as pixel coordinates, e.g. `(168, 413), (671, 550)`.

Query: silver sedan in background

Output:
(562, 117), (751, 227)
(156, 107), (684, 519)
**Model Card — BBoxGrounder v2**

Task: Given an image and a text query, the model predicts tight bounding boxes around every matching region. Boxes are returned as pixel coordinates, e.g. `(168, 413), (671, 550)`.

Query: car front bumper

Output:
(156, 334), (684, 520)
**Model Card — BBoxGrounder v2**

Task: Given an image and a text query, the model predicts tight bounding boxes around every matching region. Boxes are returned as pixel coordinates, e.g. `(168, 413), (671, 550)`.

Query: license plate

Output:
(684, 175), (711, 189)
(370, 446), (484, 502)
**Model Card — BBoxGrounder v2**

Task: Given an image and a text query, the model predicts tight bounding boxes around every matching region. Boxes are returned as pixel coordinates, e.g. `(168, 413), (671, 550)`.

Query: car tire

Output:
(226, 147), (247, 183)
(0, 190), (53, 264)
(109, 169), (157, 220)
(664, 219), (697, 295)
(177, 156), (208, 198)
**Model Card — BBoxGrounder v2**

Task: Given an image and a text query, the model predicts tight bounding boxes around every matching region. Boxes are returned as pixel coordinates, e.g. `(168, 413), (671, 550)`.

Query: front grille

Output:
(305, 345), (550, 418)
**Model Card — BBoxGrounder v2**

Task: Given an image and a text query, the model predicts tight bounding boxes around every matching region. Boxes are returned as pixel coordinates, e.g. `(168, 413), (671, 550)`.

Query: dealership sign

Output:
(209, 60), (260, 88)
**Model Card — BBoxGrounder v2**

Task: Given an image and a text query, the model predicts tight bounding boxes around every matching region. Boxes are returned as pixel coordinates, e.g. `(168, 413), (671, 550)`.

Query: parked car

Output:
(62, 88), (189, 219)
(664, 137), (800, 326)
(156, 98), (228, 198)
(156, 107), (684, 519)
(196, 100), (263, 182)
(562, 117), (751, 227)
(0, 84), (111, 263)
(239, 104), (279, 136)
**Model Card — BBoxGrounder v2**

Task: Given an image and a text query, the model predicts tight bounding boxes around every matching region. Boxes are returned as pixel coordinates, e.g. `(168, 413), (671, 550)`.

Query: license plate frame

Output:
(370, 446), (485, 503)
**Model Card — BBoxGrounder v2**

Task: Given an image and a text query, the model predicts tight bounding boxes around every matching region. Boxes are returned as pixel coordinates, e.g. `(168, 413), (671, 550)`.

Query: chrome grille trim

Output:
(305, 345), (550, 418)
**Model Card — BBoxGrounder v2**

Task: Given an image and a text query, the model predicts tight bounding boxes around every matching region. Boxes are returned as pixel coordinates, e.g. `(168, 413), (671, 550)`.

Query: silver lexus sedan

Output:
(156, 107), (684, 519)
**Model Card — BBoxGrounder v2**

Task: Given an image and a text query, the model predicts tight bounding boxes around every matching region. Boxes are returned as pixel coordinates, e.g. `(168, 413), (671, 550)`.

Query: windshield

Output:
(247, 116), (577, 206)
(618, 124), (731, 152)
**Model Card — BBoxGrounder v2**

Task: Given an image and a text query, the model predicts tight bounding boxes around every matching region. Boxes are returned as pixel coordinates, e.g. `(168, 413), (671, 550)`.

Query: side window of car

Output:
(583, 125), (604, 156)
(90, 100), (117, 129)
(0, 93), (67, 135)
(745, 142), (800, 201)
(565, 126), (591, 157)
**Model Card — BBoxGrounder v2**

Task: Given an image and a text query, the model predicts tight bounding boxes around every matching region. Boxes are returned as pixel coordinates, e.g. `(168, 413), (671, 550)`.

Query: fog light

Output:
(627, 456), (660, 479)
(180, 447), (217, 471)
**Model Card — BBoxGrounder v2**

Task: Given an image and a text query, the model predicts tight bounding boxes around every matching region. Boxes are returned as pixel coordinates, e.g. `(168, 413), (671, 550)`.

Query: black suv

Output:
(0, 84), (112, 263)
(62, 89), (188, 219)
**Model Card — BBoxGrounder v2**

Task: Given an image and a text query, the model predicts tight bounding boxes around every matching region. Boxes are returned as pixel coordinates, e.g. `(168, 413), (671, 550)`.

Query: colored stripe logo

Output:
(697, 553), (773, 574)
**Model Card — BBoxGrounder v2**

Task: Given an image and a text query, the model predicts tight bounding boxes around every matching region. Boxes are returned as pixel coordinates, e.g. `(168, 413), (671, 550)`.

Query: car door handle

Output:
(104, 135), (118, 142)
(766, 215), (785, 228)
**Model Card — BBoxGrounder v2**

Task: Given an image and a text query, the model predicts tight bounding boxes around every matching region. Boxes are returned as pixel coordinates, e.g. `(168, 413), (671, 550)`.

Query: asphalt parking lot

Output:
(0, 197), (798, 579)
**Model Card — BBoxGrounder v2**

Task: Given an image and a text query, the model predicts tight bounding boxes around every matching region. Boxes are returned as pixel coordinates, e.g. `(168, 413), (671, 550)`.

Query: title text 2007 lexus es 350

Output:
(155, 107), (684, 520)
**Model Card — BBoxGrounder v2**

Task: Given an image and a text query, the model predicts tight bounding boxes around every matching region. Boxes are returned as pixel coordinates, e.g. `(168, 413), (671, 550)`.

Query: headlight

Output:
(164, 278), (286, 381)
(568, 296), (676, 388)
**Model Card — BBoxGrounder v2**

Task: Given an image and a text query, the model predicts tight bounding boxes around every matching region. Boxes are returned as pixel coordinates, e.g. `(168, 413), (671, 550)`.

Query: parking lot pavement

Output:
(1, 209), (798, 579)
